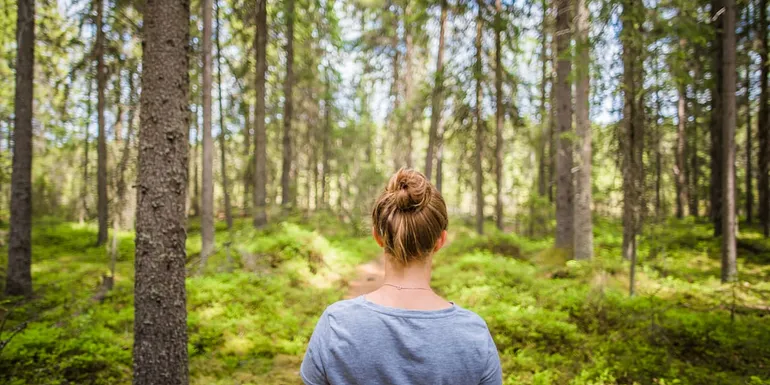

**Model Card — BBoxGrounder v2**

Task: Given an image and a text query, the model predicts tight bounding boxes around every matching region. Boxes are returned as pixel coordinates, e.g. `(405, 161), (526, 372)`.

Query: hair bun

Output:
(388, 168), (432, 211)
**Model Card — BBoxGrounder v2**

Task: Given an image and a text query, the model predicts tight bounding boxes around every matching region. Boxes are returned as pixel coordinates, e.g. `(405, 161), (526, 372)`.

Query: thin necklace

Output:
(382, 283), (432, 291)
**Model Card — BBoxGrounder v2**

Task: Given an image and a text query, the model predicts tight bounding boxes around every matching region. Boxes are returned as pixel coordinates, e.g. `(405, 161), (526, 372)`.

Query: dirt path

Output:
(345, 255), (385, 299)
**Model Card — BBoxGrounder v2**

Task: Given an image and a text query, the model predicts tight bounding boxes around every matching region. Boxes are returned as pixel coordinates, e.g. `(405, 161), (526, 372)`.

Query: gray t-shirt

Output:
(300, 296), (502, 385)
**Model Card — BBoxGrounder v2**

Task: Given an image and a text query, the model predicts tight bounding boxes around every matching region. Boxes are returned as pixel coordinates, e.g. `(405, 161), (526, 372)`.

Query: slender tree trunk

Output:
(494, 0), (505, 231)
(538, 0), (548, 198)
(436, 123), (444, 195)
(191, 103), (201, 216)
(425, 0), (447, 182)
(321, 77), (331, 209)
(281, 0), (295, 208)
(132, 0), (189, 380)
(621, 0), (644, 295)
(690, 64), (701, 217)
(404, 4), (414, 168)
(722, 0), (738, 282)
(243, 102), (251, 215)
(746, 49), (754, 224)
(5, 0), (34, 297)
(555, 0), (574, 250)
(574, 0), (592, 260)
(389, 7), (402, 171)
(712, 0), (724, 236)
(253, 0), (267, 227)
(216, 0), (232, 230)
(96, 0), (108, 246)
(475, 2), (484, 235)
(81, 77), (92, 222)
(759, 0), (769, 235)
(201, 0), (215, 264)
(548, 1), (556, 204)
(676, 66), (689, 219)
(109, 81), (124, 284)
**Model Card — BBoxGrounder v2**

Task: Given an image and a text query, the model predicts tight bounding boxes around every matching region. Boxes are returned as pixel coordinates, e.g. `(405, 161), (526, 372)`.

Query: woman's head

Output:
(372, 168), (448, 266)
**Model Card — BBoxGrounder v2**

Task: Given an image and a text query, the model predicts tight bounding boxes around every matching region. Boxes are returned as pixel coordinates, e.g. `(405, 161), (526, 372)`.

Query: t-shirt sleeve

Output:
(479, 330), (503, 385)
(300, 310), (330, 385)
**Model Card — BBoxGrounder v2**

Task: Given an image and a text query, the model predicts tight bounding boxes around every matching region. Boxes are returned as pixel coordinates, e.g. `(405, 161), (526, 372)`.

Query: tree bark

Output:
(216, 0), (232, 230)
(722, 0), (738, 282)
(538, 0), (548, 198)
(389, 6), (402, 171)
(242, 102), (251, 215)
(191, 103), (201, 216)
(321, 77), (331, 209)
(676, 59), (689, 219)
(494, 0), (505, 231)
(81, 77), (92, 222)
(5, 0), (34, 297)
(253, 0), (267, 227)
(132, 0), (189, 380)
(96, 0), (108, 246)
(425, 0), (447, 182)
(574, 0), (592, 260)
(711, 0), (724, 236)
(759, 0), (769, 235)
(404, 3), (414, 169)
(201, 0), (215, 264)
(475, 2), (484, 235)
(690, 62), (702, 217)
(746, 41), (754, 224)
(555, 0), (574, 250)
(281, 0), (295, 208)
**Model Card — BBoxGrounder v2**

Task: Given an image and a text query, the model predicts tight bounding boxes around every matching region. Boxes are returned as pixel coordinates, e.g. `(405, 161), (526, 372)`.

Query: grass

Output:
(0, 214), (769, 384)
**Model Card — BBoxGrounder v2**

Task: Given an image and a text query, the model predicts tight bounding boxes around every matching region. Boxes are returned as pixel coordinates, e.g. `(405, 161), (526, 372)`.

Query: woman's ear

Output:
(434, 230), (448, 252)
(372, 226), (384, 248)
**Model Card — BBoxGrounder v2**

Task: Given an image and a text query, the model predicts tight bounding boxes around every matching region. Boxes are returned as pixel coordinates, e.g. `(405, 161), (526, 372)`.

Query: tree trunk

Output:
(281, 0), (295, 208)
(574, 0), (592, 260)
(676, 63), (688, 219)
(538, 0), (548, 198)
(554, 0), (573, 250)
(216, 0), (232, 230)
(132, 0), (189, 380)
(109, 80), (124, 283)
(404, 3), (414, 168)
(621, 0), (644, 295)
(253, 0), (267, 227)
(321, 77), (331, 209)
(436, 123), (444, 195)
(475, 2), (484, 235)
(759, 0), (769, 235)
(191, 103), (201, 216)
(746, 44), (754, 225)
(711, 0), (724, 236)
(243, 102), (251, 215)
(201, 0), (215, 264)
(425, 0), (447, 182)
(722, 0), (738, 282)
(690, 63), (701, 217)
(494, 0), (505, 231)
(389, 7), (402, 171)
(96, 0), (108, 246)
(81, 77), (92, 223)
(5, 0), (34, 297)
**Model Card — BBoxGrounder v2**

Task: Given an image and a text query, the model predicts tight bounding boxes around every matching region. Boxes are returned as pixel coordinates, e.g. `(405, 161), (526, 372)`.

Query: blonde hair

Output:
(372, 168), (448, 265)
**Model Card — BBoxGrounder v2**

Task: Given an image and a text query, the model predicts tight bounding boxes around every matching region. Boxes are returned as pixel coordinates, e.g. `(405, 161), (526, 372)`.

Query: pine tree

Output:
(554, 0), (574, 250)
(574, 0), (593, 260)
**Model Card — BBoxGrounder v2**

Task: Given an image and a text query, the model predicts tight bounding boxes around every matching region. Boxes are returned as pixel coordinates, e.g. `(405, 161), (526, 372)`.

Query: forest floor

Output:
(1, 214), (770, 385)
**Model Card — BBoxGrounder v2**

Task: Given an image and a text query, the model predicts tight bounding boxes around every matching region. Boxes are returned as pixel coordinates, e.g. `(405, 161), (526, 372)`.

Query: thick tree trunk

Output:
(494, 0), (504, 231)
(759, 0), (769, 235)
(132, 0), (189, 380)
(425, 0), (447, 182)
(475, 3), (484, 235)
(574, 0), (592, 260)
(5, 0), (34, 297)
(253, 0), (267, 227)
(554, 0), (573, 250)
(711, 0), (724, 236)
(96, 0), (108, 246)
(722, 0), (738, 282)
(281, 0), (295, 208)
(216, 0), (232, 230)
(676, 74), (688, 219)
(201, 0), (215, 264)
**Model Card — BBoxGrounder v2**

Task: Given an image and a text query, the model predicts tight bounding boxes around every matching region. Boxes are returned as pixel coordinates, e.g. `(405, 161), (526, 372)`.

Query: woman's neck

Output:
(383, 257), (432, 288)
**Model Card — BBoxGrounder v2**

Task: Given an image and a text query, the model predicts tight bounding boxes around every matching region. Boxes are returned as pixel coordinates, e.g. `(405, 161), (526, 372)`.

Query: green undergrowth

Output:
(1, 215), (769, 384)
(433, 218), (770, 385)
(0, 215), (378, 385)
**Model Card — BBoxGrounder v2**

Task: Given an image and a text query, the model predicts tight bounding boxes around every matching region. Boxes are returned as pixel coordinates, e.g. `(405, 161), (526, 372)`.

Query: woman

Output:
(300, 169), (502, 385)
